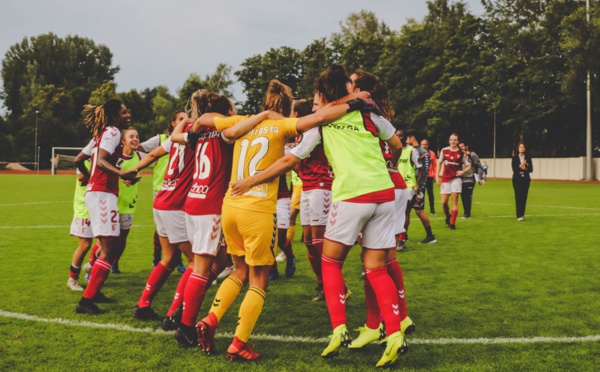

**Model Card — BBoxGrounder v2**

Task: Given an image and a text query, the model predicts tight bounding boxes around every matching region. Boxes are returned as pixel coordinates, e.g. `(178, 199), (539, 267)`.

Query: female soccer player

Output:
(196, 80), (353, 361)
(75, 99), (136, 315)
(436, 133), (470, 230)
(345, 69), (415, 349)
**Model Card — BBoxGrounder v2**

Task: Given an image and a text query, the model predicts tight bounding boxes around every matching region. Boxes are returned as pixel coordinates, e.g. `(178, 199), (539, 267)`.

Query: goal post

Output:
(51, 147), (84, 175)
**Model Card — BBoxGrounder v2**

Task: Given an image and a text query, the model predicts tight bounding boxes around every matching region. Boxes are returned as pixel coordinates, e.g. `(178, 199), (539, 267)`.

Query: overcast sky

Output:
(0, 0), (484, 104)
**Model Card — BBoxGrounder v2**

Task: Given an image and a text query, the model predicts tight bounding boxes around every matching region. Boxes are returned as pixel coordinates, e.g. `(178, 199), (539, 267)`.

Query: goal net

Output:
(51, 147), (84, 174)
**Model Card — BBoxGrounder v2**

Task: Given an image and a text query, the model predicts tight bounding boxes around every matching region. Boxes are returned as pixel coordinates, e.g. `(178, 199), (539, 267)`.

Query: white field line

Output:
(473, 202), (600, 211)
(1, 310), (599, 345)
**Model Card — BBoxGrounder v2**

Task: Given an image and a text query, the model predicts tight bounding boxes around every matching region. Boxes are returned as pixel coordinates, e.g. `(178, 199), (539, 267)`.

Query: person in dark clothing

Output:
(458, 141), (483, 219)
(511, 143), (533, 221)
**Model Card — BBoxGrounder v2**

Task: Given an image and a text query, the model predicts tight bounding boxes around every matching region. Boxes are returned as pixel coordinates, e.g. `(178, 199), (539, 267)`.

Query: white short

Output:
(85, 192), (119, 237)
(119, 214), (134, 230)
(300, 189), (331, 226)
(277, 198), (291, 229)
(441, 178), (463, 194)
(153, 209), (188, 244)
(325, 200), (396, 249)
(394, 189), (411, 235)
(186, 213), (222, 256)
(70, 218), (94, 239)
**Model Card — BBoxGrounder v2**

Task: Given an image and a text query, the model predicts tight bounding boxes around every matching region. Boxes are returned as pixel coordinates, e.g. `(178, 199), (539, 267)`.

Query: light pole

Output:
(585, 0), (593, 180)
(34, 110), (39, 172)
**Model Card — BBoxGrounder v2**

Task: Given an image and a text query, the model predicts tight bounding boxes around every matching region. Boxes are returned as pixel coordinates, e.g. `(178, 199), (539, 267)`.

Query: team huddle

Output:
(65, 64), (478, 368)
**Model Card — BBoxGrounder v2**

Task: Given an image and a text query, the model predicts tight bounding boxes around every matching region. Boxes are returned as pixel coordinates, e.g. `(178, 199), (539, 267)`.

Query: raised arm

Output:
(193, 113), (224, 133)
(171, 119), (193, 144)
(223, 111), (283, 141)
(130, 145), (168, 173)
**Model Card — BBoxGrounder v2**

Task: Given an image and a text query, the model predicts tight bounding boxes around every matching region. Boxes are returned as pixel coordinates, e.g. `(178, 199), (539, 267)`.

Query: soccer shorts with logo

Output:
(277, 197), (291, 229)
(70, 218), (94, 239)
(153, 209), (188, 244)
(85, 191), (119, 237)
(325, 200), (396, 249)
(221, 203), (277, 266)
(394, 189), (411, 235)
(119, 213), (134, 230)
(441, 178), (463, 195)
(300, 189), (331, 227)
(186, 213), (222, 256)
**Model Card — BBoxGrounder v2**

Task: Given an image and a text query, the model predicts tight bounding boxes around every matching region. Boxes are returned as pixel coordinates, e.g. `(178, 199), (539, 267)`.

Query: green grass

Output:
(0, 174), (599, 371)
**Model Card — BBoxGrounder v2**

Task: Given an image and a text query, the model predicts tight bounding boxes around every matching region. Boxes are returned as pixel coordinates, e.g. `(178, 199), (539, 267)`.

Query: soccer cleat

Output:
(84, 273), (90, 281)
(111, 262), (121, 274)
(162, 307), (182, 331)
(396, 240), (406, 252)
(462, 214), (471, 219)
(226, 337), (261, 361)
(174, 324), (199, 347)
(197, 316), (218, 355)
(450, 224), (456, 230)
(430, 209), (436, 215)
(67, 278), (84, 291)
(348, 323), (385, 349)
(176, 262), (186, 273)
(321, 324), (352, 358)
(345, 287), (352, 301)
(285, 255), (296, 278)
(517, 217), (524, 221)
(445, 215), (451, 227)
(218, 266), (235, 279)
(376, 331), (408, 368)
(268, 270), (279, 281)
(419, 235), (437, 244)
(400, 316), (416, 336)
(132, 305), (160, 321)
(83, 263), (92, 274)
(312, 286), (325, 302)
(75, 300), (100, 315)
(93, 292), (114, 303)
(275, 252), (287, 262)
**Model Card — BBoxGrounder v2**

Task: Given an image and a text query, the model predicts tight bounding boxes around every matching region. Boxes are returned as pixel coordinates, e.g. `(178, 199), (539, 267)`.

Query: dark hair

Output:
(212, 95), (233, 116)
(314, 64), (351, 103)
(262, 79), (293, 117)
(459, 140), (470, 147)
(167, 111), (186, 135)
(405, 129), (423, 142)
(352, 69), (394, 120)
(83, 99), (124, 137)
(293, 99), (314, 118)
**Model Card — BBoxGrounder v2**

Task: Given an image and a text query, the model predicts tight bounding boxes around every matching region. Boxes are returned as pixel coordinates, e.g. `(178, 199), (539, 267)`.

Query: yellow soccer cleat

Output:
(348, 323), (385, 349)
(376, 331), (408, 368)
(401, 316), (416, 336)
(321, 324), (352, 358)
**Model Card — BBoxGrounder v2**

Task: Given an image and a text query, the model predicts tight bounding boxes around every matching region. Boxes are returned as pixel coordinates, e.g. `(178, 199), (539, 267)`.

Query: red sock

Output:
(364, 277), (381, 329)
(167, 267), (192, 317)
(322, 254), (347, 329)
(451, 209), (458, 225)
(137, 262), (173, 308)
(306, 241), (322, 285)
(181, 273), (209, 327)
(89, 242), (101, 266)
(82, 258), (111, 300)
(69, 265), (80, 280)
(387, 260), (408, 319)
(365, 266), (401, 336)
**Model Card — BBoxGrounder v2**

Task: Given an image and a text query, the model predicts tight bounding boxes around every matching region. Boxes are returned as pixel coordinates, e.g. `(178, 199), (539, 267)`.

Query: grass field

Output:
(1, 174), (599, 371)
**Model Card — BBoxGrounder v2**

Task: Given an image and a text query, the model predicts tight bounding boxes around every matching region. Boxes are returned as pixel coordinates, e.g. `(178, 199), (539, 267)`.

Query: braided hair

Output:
(83, 99), (123, 138)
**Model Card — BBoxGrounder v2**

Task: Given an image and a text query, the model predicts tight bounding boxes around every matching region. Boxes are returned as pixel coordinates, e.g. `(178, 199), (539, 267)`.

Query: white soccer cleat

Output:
(217, 266), (235, 279)
(83, 263), (92, 273)
(275, 252), (287, 262)
(67, 278), (84, 291)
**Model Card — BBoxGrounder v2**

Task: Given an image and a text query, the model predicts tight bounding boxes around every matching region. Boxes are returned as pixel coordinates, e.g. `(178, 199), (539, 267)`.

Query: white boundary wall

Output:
(482, 157), (600, 181)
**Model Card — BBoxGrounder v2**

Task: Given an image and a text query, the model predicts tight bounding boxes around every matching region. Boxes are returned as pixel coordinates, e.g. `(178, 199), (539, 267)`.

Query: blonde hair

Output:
(262, 79), (293, 117)
(82, 99), (123, 138)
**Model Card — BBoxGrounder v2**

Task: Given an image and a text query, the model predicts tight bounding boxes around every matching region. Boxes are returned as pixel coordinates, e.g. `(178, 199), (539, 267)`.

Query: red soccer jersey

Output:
(183, 128), (233, 216)
(293, 130), (333, 191)
(86, 126), (123, 196)
(438, 146), (464, 182)
(380, 139), (407, 190)
(154, 124), (195, 211)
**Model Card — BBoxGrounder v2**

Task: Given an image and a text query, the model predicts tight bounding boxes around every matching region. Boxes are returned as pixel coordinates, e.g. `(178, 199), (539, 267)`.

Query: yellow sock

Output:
(234, 286), (266, 342)
(209, 276), (244, 322)
(286, 225), (297, 241)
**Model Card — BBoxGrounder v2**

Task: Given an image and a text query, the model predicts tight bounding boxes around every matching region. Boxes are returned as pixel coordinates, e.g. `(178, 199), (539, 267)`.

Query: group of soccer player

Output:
(66, 63), (474, 368)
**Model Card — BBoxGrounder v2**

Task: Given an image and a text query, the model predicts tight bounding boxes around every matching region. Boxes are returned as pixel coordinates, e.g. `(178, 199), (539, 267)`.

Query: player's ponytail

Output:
(262, 79), (293, 117)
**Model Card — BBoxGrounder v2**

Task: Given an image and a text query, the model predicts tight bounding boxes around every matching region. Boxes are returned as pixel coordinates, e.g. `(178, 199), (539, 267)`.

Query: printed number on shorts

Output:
(167, 143), (186, 176)
(194, 142), (211, 180)
(237, 137), (269, 180)
(111, 210), (118, 223)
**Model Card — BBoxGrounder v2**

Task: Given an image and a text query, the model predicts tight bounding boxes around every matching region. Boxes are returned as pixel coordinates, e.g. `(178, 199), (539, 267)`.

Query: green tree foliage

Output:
(178, 64), (235, 109)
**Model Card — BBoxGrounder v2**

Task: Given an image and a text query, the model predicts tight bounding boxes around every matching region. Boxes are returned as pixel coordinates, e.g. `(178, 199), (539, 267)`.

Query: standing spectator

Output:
(420, 138), (437, 215)
(511, 143), (533, 221)
(458, 141), (483, 219)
